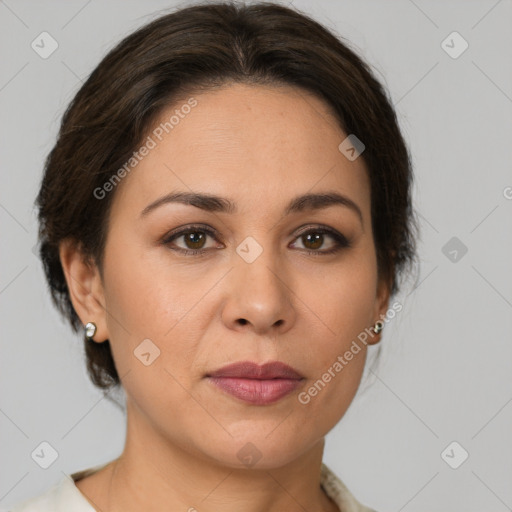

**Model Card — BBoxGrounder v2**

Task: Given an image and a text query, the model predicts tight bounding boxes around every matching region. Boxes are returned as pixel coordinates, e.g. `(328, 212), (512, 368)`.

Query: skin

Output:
(60, 82), (390, 512)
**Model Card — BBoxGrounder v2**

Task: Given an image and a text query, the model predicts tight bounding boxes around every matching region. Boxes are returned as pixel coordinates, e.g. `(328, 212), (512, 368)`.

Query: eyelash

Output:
(161, 224), (350, 257)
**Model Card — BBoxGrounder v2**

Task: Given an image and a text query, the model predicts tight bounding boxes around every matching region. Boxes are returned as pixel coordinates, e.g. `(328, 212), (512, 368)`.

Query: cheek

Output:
(291, 250), (377, 417)
(299, 248), (378, 346)
(100, 235), (212, 388)
(101, 248), (200, 425)
(101, 234), (185, 338)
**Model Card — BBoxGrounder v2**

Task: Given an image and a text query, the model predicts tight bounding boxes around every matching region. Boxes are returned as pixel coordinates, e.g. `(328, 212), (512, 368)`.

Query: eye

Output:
(162, 225), (220, 255)
(290, 226), (350, 255)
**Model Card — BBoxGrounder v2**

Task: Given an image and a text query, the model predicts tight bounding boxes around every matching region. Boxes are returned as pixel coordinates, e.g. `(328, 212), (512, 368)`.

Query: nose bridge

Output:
(223, 231), (295, 332)
(234, 232), (287, 295)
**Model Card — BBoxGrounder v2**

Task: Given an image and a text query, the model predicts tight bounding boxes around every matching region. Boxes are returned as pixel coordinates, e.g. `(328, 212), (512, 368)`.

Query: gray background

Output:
(1, 0), (511, 510)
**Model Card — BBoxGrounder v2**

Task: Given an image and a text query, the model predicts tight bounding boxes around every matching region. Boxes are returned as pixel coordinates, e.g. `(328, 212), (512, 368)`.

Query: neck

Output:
(101, 399), (338, 512)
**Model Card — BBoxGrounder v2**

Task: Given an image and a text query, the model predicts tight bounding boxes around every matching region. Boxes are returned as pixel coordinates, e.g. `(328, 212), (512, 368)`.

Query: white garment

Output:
(9, 462), (376, 512)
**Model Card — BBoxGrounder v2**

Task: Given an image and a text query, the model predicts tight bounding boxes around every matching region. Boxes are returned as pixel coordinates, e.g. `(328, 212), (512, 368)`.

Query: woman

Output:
(13, 2), (417, 511)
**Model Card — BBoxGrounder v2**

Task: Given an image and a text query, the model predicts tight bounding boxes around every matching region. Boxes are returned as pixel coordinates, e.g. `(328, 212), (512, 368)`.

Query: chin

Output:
(198, 430), (319, 471)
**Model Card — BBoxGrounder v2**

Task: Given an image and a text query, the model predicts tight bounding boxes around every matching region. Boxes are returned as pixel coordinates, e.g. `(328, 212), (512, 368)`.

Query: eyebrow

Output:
(140, 191), (363, 223)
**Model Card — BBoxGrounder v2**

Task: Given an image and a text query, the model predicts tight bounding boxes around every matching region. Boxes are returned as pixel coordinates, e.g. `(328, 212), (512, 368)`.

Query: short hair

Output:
(35, 1), (418, 391)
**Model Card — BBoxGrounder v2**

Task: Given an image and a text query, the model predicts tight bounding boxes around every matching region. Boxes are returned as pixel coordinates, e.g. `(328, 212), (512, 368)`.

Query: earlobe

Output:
(58, 239), (109, 342)
(368, 275), (392, 345)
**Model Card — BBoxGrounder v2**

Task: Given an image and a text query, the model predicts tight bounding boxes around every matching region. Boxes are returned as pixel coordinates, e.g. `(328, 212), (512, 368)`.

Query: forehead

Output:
(110, 82), (371, 221)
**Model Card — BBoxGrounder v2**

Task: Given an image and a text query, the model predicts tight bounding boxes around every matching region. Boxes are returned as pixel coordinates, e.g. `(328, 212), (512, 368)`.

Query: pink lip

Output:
(208, 377), (302, 405)
(207, 361), (303, 379)
(206, 361), (304, 405)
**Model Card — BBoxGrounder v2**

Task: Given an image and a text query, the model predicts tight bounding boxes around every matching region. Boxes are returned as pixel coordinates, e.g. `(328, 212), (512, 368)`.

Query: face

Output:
(65, 82), (389, 469)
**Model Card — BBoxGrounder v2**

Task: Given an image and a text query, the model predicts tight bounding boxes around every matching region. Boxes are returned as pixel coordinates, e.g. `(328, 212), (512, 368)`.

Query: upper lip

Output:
(206, 361), (303, 380)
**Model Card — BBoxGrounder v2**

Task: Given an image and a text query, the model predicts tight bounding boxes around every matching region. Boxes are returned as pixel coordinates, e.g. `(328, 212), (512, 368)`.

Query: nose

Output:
(220, 246), (296, 336)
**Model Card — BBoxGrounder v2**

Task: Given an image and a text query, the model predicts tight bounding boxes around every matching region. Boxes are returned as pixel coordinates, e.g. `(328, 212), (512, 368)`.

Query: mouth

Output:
(205, 361), (304, 405)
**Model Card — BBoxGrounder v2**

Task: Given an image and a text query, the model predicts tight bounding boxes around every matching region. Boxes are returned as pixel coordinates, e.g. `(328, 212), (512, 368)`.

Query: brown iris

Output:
(184, 231), (206, 250)
(302, 233), (323, 250)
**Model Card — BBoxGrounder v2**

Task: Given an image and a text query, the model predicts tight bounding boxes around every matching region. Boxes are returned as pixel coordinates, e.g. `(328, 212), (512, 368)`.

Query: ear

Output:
(367, 274), (392, 346)
(59, 239), (109, 343)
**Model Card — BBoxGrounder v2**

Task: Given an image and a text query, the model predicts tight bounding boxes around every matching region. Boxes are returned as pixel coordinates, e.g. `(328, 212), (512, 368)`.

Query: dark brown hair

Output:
(35, 1), (418, 391)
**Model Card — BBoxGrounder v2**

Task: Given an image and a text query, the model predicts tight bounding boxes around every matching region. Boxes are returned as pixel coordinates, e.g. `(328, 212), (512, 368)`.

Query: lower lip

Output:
(207, 377), (303, 405)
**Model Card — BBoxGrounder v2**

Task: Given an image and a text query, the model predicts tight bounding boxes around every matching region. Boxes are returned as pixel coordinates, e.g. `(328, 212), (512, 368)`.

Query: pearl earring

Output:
(373, 320), (384, 334)
(85, 322), (97, 339)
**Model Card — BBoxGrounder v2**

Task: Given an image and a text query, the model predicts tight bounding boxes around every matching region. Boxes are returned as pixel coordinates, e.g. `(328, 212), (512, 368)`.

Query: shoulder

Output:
(8, 465), (106, 512)
(321, 462), (378, 512)
(9, 479), (62, 512)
